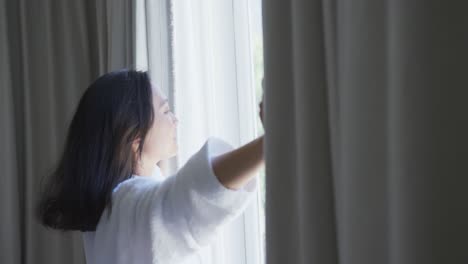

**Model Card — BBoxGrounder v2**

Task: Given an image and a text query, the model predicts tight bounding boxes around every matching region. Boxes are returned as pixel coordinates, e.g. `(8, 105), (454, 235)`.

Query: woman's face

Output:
(137, 87), (178, 165)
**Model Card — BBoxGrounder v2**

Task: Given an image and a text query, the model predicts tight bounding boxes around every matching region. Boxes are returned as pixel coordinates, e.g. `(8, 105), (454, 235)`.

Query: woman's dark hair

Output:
(36, 69), (154, 232)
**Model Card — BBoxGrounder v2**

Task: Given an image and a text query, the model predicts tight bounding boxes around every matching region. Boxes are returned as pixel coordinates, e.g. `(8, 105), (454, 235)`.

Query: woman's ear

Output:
(132, 138), (141, 156)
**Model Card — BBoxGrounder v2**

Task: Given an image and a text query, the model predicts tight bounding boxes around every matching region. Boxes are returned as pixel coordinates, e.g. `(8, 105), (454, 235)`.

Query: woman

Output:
(37, 69), (264, 263)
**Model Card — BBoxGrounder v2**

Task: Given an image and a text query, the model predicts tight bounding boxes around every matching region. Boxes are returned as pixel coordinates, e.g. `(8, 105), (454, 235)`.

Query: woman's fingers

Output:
(259, 100), (264, 126)
(259, 78), (265, 127)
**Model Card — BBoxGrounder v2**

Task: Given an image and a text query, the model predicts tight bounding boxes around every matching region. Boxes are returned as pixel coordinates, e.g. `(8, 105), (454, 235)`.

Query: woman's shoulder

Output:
(111, 176), (163, 203)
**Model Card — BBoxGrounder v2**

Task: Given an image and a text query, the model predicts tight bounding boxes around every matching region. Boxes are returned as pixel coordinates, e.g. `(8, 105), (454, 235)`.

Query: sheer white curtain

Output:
(138, 0), (263, 263)
(172, 2), (262, 264)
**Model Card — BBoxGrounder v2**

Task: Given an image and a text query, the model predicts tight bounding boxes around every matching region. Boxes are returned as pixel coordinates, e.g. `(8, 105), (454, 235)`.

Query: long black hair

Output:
(36, 69), (154, 232)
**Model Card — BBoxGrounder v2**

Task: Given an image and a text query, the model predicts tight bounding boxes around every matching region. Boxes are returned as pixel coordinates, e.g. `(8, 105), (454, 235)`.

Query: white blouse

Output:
(81, 137), (257, 264)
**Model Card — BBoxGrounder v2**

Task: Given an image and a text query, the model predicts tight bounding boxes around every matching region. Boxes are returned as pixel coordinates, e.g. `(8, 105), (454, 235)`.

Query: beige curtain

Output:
(263, 1), (468, 264)
(0, 0), (135, 263)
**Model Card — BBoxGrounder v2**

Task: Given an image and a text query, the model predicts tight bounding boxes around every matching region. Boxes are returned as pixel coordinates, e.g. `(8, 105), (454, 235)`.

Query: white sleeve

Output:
(136, 137), (258, 261)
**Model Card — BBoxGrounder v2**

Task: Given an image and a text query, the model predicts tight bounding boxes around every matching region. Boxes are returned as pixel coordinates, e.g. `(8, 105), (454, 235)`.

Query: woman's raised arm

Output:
(212, 88), (265, 190)
(211, 136), (264, 190)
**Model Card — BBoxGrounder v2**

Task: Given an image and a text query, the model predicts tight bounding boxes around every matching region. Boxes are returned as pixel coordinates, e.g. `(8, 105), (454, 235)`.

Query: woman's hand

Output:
(259, 78), (265, 127)
(259, 100), (264, 127)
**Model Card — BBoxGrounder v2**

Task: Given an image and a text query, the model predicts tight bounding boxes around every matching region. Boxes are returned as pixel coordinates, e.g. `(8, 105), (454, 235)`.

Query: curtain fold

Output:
(0, 1), (135, 263)
(0, 3), (21, 264)
(263, 0), (468, 264)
